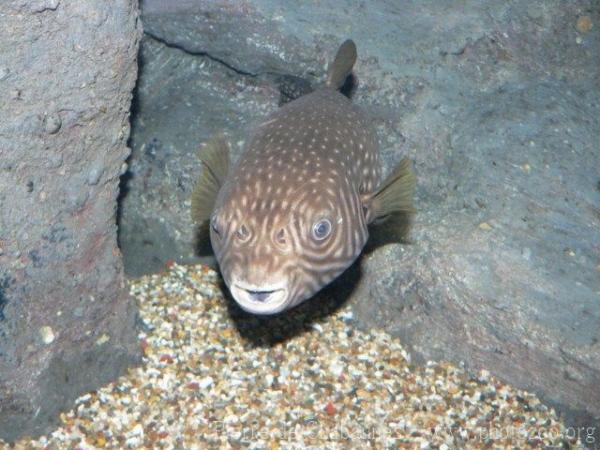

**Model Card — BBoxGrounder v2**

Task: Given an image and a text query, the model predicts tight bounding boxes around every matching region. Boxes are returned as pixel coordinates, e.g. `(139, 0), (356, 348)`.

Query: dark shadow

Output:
(277, 74), (313, 106)
(193, 222), (213, 257)
(339, 72), (358, 99)
(116, 43), (145, 244)
(115, 169), (134, 238)
(0, 275), (11, 322)
(276, 71), (357, 106)
(225, 256), (362, 348)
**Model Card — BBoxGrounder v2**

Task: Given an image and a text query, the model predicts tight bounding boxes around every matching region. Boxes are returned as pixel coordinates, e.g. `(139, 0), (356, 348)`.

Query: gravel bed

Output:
(5, 264), (581, 449)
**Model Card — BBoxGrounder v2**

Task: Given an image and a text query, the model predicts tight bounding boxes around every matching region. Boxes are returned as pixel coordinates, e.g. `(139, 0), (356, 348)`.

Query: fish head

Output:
(209, 178), (368, 314)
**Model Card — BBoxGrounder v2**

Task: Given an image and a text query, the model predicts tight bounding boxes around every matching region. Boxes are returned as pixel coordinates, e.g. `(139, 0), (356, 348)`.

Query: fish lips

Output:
(230, 282), (290, 315)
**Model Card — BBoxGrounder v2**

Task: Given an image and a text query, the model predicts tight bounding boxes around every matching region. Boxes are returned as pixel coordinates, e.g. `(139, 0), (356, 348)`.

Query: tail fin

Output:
(326, 39), (357, 90)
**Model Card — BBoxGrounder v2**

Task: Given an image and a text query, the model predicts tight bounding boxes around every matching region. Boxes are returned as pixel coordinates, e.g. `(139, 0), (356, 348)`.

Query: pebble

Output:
(87, 165), (104, 185)
(4, 263), (581, 449)
(47, 152), (64, 168)
(329, 359), (345, 378)
(198, 376), (214, 389)
(44, 113), (62, 134)
(576, 15), (593, 33)
(479, 369), (490, 382)
(95, 333), (110, 346)
(39, 326), (55, 344)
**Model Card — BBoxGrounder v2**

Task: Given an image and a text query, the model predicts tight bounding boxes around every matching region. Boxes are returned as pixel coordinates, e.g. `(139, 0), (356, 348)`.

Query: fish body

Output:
(192, 40), (415, 314)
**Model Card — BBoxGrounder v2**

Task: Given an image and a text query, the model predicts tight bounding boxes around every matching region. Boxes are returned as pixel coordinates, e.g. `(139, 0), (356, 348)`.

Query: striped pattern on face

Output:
(211, 89), (381, 314)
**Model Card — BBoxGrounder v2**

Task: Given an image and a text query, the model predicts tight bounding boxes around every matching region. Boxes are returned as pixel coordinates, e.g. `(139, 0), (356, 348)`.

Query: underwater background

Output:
(0, 0), (598, 447)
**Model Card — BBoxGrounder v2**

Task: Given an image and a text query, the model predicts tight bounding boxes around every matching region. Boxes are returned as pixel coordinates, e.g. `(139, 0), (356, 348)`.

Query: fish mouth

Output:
(230, 283), (288, 315)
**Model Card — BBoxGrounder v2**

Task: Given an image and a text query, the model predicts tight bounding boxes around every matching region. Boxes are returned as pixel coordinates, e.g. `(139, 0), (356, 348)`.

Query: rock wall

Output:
(0, 0), (141, 441)
(121, 0), (599, 432)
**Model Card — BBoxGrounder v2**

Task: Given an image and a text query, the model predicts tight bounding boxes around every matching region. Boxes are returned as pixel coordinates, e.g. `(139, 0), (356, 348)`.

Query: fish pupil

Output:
(313, 219), (332, 240)
(237, 224), (250, 241)
(276, 229), (286, 245)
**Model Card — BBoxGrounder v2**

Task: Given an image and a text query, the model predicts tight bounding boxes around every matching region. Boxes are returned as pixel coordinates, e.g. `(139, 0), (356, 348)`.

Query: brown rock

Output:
(0, 0), (141, 442)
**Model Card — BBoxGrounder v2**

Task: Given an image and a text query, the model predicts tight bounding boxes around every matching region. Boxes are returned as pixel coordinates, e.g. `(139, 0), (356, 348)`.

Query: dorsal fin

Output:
(190, 134), (230, 224)
(326, 39), (357, 90)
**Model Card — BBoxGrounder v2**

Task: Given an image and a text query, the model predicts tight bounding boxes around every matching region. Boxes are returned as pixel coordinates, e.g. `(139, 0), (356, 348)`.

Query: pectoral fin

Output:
(363, 158), (416, 224)
(191, 134), (230, 224)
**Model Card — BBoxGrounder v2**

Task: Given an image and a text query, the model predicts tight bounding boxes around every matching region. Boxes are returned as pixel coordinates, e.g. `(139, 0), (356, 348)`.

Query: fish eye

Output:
(276, 228), (286, 245)
(236, 224), (250, 241)
(312, 218), (332, 241)
(210, 216), (221, 237)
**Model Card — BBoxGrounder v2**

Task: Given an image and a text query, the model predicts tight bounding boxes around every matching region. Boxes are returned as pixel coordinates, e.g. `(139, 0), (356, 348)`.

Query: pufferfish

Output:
(191, 40), (416, 315)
